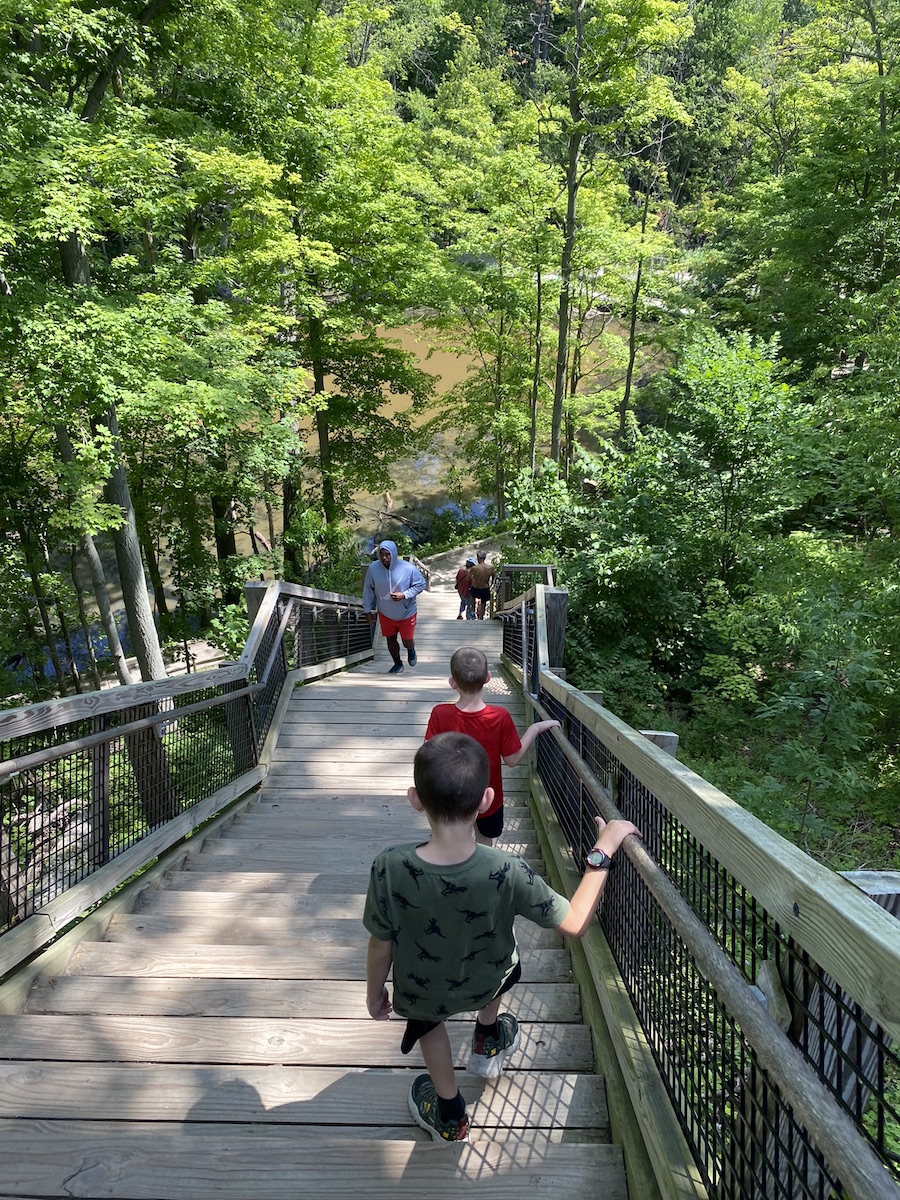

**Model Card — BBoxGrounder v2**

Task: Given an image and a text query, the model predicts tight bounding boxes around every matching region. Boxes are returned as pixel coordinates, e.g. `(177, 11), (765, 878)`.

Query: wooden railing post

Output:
(544, 586), (568, 674)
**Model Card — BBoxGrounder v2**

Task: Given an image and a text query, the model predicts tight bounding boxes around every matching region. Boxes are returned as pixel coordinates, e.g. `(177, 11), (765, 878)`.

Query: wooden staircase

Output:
(0, 585), (629, 1198)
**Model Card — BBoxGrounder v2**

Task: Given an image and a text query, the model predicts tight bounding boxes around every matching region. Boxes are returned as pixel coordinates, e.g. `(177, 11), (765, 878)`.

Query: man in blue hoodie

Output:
(363, 540), (427, 675)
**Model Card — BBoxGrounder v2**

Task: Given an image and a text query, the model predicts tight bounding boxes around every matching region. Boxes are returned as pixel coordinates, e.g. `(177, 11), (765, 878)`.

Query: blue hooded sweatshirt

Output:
(363, 540), (426, 620)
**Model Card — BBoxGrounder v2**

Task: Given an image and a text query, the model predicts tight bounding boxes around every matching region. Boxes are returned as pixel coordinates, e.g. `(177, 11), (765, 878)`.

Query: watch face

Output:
(586, 849), (612, 870)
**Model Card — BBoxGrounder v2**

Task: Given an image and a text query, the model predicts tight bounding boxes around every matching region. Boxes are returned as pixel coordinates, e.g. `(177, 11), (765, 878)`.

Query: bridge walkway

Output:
(1, 584), (628, 1199)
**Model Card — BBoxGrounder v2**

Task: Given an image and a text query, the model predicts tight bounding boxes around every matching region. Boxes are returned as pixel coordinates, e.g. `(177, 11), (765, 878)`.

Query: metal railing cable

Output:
(497, 570), (900, 1200)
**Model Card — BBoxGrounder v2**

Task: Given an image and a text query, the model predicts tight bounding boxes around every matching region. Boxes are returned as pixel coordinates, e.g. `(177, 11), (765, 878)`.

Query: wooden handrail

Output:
(0, 662), (248, 743)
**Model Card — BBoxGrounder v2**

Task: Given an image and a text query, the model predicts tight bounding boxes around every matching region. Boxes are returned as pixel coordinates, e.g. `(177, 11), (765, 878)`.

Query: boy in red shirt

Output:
(424, 646), (559, 844)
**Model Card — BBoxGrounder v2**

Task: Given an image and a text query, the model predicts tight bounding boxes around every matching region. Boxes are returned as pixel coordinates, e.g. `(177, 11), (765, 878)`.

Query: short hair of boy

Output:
(414, 733), (489, 823)
(450, 647), (489, 692)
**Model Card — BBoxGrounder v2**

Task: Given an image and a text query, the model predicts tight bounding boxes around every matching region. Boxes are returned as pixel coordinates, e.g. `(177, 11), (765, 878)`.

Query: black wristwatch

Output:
(585, 848), (614, 871)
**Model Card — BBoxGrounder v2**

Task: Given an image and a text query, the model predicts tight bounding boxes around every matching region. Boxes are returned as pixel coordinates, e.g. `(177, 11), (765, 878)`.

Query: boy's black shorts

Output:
(475, 805), (503, 840)
(400, 961), (523, 1055)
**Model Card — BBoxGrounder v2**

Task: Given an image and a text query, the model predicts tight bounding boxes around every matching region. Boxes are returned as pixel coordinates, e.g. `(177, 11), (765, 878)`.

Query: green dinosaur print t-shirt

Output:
(363, 842), (570, 1022)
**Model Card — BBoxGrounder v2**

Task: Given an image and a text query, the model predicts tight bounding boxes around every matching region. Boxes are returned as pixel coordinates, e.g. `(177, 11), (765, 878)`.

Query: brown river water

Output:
(246, 324), (480, 553)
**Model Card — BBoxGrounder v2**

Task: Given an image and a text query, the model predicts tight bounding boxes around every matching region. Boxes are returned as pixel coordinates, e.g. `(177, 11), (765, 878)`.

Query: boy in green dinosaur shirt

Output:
(363, 731), (639, 1143)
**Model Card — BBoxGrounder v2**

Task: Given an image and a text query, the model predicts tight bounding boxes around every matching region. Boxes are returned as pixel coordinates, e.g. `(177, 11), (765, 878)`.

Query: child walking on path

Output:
(425, 646), (559, 845)
(363, 732), (640, 1143)
(455, 557), (476, 620)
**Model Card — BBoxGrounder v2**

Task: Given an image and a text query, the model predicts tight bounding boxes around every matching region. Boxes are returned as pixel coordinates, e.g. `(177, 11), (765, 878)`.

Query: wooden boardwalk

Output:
(0, 584), (628, 1199)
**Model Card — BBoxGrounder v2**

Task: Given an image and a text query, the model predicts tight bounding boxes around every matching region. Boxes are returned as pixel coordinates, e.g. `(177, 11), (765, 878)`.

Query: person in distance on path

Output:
(455, 557), (476, 620)
(466, 550), (495, 620)
(363, 539), (426, 674)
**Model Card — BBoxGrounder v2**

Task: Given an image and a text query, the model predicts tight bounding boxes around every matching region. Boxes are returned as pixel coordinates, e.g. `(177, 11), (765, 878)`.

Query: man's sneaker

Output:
(388, 662), (405, 675)
(408, 1075), (468, 1143)
(467, 1013), (520, 1079)
(407, 647), (417, 667)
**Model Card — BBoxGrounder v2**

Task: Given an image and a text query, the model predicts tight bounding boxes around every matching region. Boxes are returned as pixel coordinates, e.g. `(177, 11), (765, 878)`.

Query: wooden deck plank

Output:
(63, 943), (574, 981)
(102, 914), (562, 949)
(139, 891), (369, 916)
(0, 1016), (592, 1069)
(169, 869), (373, 891)
(186, 851), (544, 874)
(226, 811), (535, 832)
(0, 1124), (626, 1200)
(0, 1065), (606, 1129)
(24, 978), (582, 1022)
(193, 836), (539, 860)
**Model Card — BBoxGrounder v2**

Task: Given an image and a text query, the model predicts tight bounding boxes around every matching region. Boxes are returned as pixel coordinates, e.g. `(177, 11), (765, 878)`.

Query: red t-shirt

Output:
(424, 703), (522, 817)
(455, 568), (472, 597)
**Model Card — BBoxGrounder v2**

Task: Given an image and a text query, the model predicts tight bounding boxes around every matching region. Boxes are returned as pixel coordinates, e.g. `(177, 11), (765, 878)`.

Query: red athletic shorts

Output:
(378, 611), (417, 640)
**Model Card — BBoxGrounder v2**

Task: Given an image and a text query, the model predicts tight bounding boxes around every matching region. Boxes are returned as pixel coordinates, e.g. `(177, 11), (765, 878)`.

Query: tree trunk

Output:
(54, 425), (134, 685)
(58, 232), (91, 286)
(530, 262), (543, 475)
(551, 0), (586, 462)
(101, 405), (167, 681)
(136, 516), (170, 619)
(20, 535), (69, 695)
(211, 491), (242, 605)
(309, 314), (337, 525)
(70, 549), (104, 691)
(618, 184), (652, 440)
(41, 538), (83, 694)
(79, 533), (132, 685)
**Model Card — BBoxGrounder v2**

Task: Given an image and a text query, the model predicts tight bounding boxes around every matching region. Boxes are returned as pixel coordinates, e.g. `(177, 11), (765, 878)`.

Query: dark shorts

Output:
(476, 805), (504, 840)
(400, 960), (523, 1054)
(470, 586), (491, 601)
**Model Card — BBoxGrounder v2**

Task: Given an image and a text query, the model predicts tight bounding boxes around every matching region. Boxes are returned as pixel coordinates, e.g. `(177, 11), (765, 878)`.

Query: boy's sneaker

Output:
(467, 1013), (520, 1079)
(388, 662), (405, 674)
(408, 1075), (469, 1143)
(407, 647), (417, 667)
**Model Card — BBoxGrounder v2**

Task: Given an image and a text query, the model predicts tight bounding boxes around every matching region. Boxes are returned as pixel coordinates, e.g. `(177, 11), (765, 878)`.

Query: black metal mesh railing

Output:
(533, 683), (900, 1200)
(495, 565), (555, 611)
(288, 601), (373, 671)
(0, 680), (253, 933)
(501, 597), (539, 697)
(0, 581), (374, 942)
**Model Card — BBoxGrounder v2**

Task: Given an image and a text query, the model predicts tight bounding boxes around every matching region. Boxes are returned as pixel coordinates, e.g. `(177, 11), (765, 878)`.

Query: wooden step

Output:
(61, 942), (574, 981)
(0, 1065), (606, 1129)
(102, 913), (561, 949)
(25, 977), (582, 1021)
(0, 1015), (592, 1069)
(0, 1123), (627, 1199)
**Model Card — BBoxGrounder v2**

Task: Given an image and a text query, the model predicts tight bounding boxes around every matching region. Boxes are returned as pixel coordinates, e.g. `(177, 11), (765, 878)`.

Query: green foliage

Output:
(207, 602), (251, 660)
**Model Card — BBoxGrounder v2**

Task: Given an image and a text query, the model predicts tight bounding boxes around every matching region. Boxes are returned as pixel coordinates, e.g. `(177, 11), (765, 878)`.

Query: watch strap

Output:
(586, 848), (613, 870)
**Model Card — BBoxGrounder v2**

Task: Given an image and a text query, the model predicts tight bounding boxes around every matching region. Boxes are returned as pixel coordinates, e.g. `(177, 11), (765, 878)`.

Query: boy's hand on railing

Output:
(593, 815), (641, 857)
